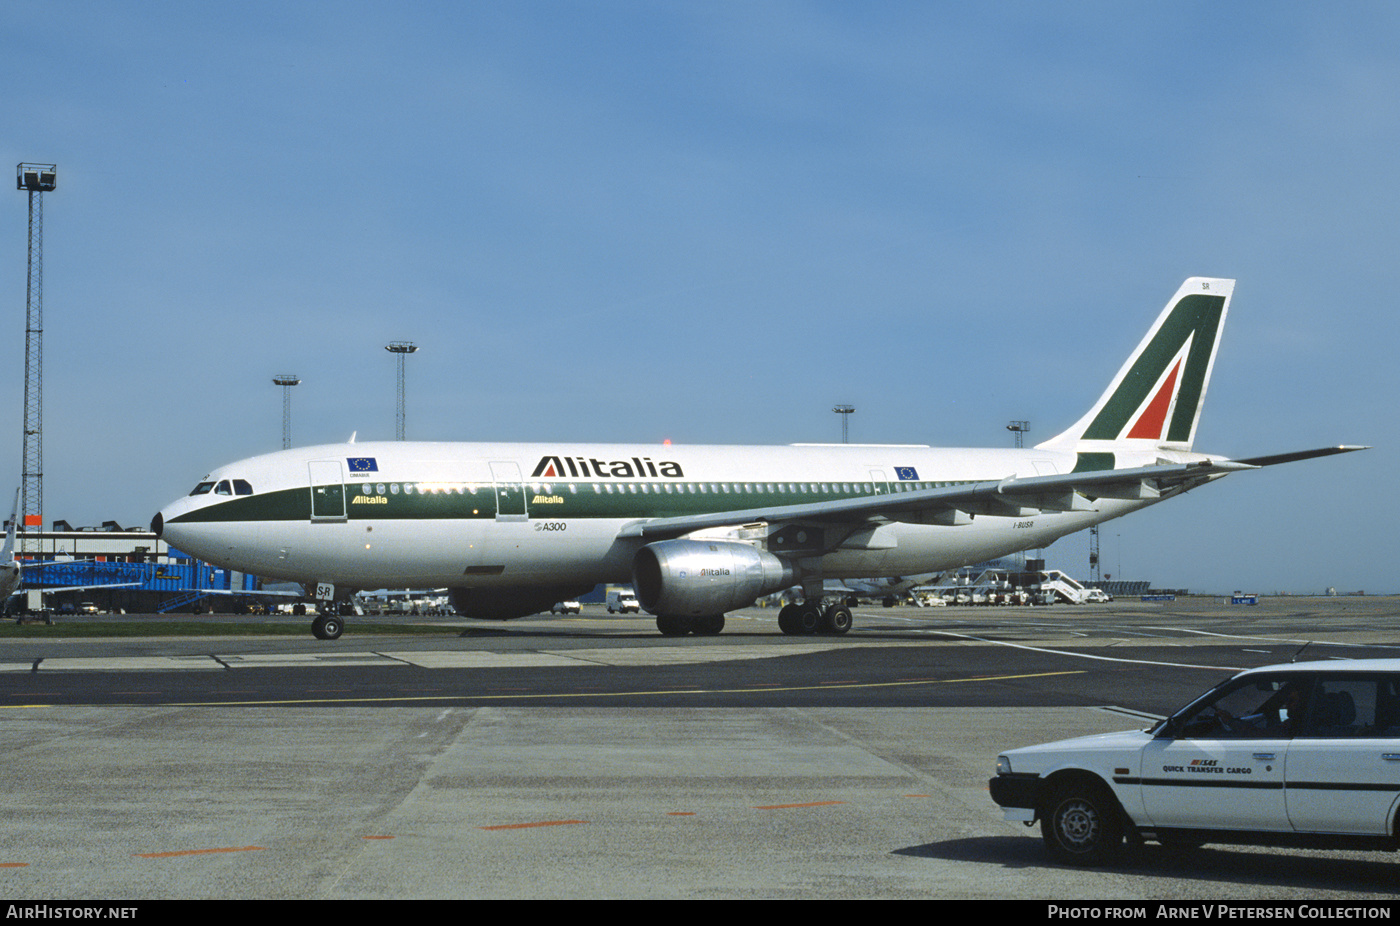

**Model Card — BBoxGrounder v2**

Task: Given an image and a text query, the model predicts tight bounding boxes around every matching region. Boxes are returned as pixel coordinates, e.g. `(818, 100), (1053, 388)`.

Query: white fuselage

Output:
(156, 440), (1168, 594)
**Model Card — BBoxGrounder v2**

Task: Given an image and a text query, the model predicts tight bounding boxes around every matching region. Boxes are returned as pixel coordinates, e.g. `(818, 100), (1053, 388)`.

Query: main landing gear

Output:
(777, 601), (853, 636)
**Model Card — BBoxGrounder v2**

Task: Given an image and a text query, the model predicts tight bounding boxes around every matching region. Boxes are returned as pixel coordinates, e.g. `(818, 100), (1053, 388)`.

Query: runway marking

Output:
(1144, 626), (1310, 643)
(21, 656), (224, 672)
(135, 846), (266, 858)
(928, 630), (1243, 672)
(1143, 627), (1400, 651)
(754, 801), (846, 810)
(0, 863), (28, 868)
(0, 642), (873, 673)
(479, 820), (587, 831)
(159, 669), (1086, 706)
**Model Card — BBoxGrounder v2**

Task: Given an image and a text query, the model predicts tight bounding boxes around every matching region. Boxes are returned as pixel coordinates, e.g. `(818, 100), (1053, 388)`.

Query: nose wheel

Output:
(311, 614), (344, 640)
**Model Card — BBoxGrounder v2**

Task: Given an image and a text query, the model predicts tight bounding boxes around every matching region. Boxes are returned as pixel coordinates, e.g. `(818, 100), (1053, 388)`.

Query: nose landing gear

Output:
(311, 613), (344, 640)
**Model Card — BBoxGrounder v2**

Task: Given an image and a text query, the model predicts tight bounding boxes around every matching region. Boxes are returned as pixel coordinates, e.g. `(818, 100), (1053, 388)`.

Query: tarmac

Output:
(2, 596), (1398, 900)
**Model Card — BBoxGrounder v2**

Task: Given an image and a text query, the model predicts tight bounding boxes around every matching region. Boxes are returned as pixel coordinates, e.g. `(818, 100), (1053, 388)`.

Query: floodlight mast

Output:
(833, 405), (854, 444)
(273, 375), (300, 450)
(385, 342), (417, 440)
(16, 164), (56, 552)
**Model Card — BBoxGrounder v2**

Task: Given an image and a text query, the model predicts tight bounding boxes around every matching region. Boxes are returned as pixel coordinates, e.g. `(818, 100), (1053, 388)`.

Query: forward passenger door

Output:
(489, 461), (527, 522)
(308, 460), (347, 522)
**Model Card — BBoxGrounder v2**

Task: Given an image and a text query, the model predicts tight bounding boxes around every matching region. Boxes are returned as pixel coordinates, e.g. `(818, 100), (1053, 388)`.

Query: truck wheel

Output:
(1041, 782), (1124, 866)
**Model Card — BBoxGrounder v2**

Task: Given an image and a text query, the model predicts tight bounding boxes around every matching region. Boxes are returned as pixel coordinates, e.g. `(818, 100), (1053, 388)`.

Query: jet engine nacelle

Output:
(633, 539), (798, 616)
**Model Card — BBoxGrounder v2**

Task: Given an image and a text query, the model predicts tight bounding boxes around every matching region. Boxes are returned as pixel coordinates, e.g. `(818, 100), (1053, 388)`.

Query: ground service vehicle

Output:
(550, 600), (581, 614)
(989, 659), (1400, 865)
(607, 592), (640, 614)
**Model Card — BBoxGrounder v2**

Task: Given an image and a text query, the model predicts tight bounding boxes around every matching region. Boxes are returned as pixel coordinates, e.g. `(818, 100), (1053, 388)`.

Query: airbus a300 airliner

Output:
(153, 278), (1363, 639)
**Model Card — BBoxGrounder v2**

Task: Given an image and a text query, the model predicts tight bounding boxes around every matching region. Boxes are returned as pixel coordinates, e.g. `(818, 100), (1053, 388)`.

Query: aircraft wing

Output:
(177, 587), (306, 598)
(618, 447), (1366, 544)
(19, 582), (142, 595)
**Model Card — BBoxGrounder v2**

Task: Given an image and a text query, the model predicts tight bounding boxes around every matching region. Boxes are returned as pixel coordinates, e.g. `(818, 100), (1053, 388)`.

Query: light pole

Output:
(16, 163), (56, 549)
(833, 405), (854, 444)
(1007, 420), (1030, 448)
(385, 342), (418, 440)
(272, 375), (300, 450)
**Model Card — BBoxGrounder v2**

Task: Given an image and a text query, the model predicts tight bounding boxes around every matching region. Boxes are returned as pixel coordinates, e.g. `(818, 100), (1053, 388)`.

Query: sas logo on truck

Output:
(1162, 759), (1253, 775)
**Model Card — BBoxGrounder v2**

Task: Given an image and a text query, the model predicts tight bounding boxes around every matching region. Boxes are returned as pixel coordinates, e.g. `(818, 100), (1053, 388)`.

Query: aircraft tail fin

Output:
(2, 490), (16, 562)
(1037, 278), (1234, 456)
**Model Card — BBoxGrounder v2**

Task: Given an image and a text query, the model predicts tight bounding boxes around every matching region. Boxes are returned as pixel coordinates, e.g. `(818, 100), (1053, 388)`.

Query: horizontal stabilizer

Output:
(1233, 446), (1370, 467)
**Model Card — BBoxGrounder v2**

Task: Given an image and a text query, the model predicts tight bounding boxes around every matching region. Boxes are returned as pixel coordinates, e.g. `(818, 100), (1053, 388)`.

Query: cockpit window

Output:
(190, 482), (215, 496)
(232, 479), (253, 496)
(215, 481), (232, 496)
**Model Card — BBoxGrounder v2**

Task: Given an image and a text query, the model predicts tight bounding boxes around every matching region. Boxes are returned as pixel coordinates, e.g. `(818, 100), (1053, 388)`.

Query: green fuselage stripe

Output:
(169, 478), (978, 524)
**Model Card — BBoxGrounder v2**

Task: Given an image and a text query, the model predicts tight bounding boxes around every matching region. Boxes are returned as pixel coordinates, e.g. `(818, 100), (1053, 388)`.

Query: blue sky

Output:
(1, 2), (1394, 594)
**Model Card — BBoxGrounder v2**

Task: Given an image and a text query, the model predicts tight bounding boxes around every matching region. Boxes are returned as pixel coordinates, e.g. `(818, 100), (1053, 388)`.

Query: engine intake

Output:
(633, 539), (797, 616)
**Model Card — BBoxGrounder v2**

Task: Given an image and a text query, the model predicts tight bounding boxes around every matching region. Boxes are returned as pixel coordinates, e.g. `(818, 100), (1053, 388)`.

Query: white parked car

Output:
(989, 659), (1400, 865)
(549, 600), (581, 615)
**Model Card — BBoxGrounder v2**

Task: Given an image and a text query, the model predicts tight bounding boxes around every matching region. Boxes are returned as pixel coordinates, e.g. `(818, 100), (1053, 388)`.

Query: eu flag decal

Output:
(895, 466), (919, 481)
(347, 457), (379, 473)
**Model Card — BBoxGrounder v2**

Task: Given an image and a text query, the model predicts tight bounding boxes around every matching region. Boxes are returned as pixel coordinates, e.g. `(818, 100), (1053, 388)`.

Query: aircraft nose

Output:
(150, 511), (163, 538)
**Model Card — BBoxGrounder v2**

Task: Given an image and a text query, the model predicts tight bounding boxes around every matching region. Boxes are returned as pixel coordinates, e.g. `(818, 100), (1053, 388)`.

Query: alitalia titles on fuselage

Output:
(532, 455), (684, 479)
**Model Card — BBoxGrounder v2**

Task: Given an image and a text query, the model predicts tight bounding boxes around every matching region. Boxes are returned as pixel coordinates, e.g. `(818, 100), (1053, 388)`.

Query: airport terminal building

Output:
(15, 523), (277, 614)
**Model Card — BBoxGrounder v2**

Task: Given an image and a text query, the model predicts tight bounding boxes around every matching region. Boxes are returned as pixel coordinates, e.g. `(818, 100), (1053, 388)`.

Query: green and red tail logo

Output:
(1040, 278), (1233, 453)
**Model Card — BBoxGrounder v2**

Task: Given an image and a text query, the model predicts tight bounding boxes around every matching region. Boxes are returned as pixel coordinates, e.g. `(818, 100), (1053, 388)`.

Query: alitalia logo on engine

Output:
(532, 455), (684, 479)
